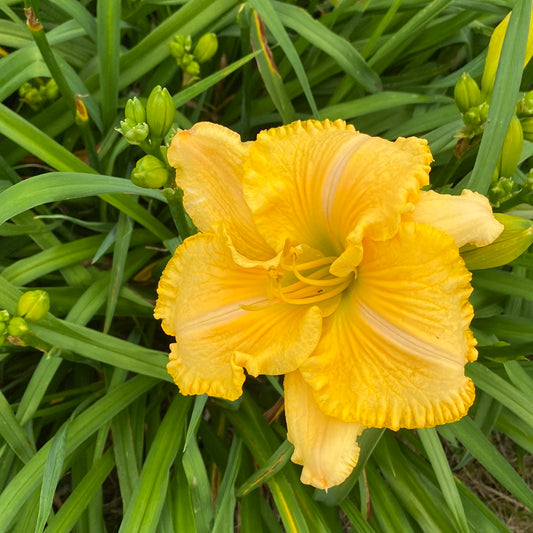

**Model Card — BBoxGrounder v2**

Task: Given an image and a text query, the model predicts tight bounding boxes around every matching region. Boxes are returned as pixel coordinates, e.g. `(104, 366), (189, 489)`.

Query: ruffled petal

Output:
(154, 232), (322, 400)
(167, 122), (273, 260)
(300, 221), (477, 430)
(285, 371), (365, 490)
(243, 120), (432, 275)
(408, 189), (504, 247)
(244, 119), (359, 256)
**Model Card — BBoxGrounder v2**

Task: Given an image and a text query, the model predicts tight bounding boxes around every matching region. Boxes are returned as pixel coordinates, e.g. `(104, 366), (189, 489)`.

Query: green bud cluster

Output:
(18, 78), (59, 111)
(117, 87), (176, 190)
(118, 87), (175, 148)
(168, 33), (218, 80)
(0, 290), (50, 346)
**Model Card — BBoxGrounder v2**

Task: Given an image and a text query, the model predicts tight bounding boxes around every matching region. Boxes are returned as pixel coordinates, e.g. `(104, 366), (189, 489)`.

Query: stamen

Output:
(262, 243), (354, 307)
(275, 275), (353, 305)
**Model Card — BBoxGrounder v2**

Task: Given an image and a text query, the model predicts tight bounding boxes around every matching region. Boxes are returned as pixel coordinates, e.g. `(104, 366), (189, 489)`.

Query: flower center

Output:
(269, 243), (354, 305)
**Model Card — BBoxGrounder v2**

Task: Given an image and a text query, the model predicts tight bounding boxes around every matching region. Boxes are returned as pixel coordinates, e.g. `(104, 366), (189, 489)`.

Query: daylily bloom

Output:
(155, 120), (503, 489)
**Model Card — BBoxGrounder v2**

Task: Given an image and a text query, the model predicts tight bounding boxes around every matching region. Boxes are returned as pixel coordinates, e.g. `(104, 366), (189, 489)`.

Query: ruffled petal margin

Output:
(154, 232), (322, 400)
(167, 122), (273, 260)
(408, 189), (503, 247)
(285, 371), (365, 490)
(300, 222), (476, 430)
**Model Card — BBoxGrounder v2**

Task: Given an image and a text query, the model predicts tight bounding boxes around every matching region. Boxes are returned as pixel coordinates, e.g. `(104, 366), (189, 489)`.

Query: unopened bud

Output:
(489, 176), (514, 206)
(184, 60), (201, 77)
(131, 155), (169, 189)
(118, 119), (149, 145)
(454, 73), (482, 113)
(146, 86), (175, 140)
(168, 34), (192, 60)
(8, 317), (30, 337)
(521, 116), (533, 141)
(516, 90), (533, 117)
(125, 97), (146, 124)
(193, 33), (218, 63)
(16, 290), (50, 321)
(499, 115), (523, 178)
(0, 310), (11, 323)
(462, 214), (533, 269)
(43, 79), (58, 101)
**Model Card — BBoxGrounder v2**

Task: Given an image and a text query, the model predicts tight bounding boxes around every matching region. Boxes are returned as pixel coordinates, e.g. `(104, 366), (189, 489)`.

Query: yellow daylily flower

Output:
(155, 120), (503, 489)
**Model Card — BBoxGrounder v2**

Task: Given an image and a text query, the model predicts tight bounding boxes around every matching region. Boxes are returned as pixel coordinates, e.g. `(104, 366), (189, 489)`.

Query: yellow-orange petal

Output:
(167, 122), (273, 260)
(409, 189), (504, 247)
(154, 232), (322, 400)
(284, 371), (365, 490)
(300, 221), (476, 431)
(243, 120), (432, 274)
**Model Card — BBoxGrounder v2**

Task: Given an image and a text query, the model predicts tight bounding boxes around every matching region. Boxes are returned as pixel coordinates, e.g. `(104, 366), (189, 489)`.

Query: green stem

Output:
(24, 4), (101, 171)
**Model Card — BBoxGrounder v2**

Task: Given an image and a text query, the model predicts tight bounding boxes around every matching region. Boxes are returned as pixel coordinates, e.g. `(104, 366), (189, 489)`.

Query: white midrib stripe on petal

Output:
(321, 135), (370, 222)
(177, 297), (270, 335)
(357, 300), (464, 369)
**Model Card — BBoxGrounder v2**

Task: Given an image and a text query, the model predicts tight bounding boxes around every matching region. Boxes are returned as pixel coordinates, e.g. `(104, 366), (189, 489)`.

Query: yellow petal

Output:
(167, 122), (273, 260)
(285, 371), (365, 490)
(154, 232), (322, 400)
(409, 189), (504, 247)
(300, 222), (476, 431)
(243, 120), (432, 275)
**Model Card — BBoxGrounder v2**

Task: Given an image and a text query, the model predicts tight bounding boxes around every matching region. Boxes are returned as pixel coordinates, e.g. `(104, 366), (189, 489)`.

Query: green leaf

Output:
(97, 0), (121, 130)
(119, 395), (192, 533)
(0, 375), (158, 532)
(418, 428), (469, 533)
(44, 450), (115, 533)
(248, 0), (319, 118)
(274, 2), (381, 93)
(36, 419), (69, 533)
(0, 389), (35, 464)
(451, 415), (533, 511)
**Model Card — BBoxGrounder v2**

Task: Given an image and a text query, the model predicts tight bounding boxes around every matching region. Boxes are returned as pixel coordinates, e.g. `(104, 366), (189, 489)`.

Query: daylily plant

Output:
(155, 119), (503, 489)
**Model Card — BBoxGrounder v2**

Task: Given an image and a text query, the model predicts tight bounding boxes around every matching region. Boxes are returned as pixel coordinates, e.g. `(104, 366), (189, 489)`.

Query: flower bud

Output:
(168, 34), (192, 60)
(43, 79), (58, 101)
(0, 310), (10, 323)
(463, 106), (483, 127)
(454, 73), (482, 113)
(516, 90), (533, 117)
(125, 97), (146, 124)
(184, 60), (201, 77)
(131, 155), (169, 189)
(498, 115), (523, 178)
(193, 33), (218, 63)
(521, 116), (533, 142)
(16, 290), (50, 321)
(8, 316), (30, 337)
(146, 86), (175, 140)
(461, 214), (533, 270)
(489, 176), (514, 206)
(118, 119), (149, 145)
